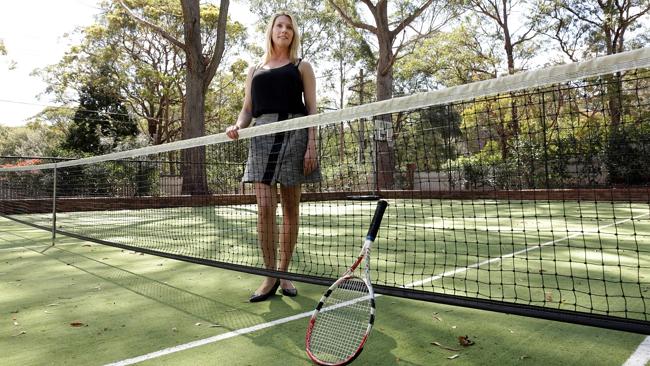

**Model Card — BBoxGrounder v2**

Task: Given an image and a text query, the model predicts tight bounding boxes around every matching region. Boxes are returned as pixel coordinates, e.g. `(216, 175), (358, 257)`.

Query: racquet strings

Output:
(308, 277), (372, 363)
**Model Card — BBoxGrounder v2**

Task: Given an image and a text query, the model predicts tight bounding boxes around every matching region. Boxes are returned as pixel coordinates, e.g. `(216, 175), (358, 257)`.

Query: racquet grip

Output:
(366, 200), (388, 241)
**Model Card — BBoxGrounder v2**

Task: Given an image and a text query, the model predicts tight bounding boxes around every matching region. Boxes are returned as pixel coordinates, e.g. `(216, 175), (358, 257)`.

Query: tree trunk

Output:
(375, 41), (396, 190)
(181, 0), (208, 195)
(504, 26), (519, 152)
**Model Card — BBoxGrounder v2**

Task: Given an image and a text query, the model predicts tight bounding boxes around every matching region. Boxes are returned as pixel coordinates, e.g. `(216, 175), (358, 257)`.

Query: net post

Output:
(51, 163), (57, 245)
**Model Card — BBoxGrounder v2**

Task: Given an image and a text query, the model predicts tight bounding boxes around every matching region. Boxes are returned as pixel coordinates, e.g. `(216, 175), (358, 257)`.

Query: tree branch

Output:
(511, 24), (538, 47)
(203, 0), (229, 92)
(327, 0), (378, 34)
(391, 0), (435, 37)
(117, 0), (187, 51)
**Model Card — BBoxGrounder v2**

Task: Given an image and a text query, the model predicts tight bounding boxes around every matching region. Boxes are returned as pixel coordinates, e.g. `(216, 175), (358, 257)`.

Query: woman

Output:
(226, 12), (320, 302)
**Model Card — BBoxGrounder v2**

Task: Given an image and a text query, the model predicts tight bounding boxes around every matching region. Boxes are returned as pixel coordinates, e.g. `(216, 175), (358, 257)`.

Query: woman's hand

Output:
(304, 143), (318, 175)
(226, 125), (240, 140)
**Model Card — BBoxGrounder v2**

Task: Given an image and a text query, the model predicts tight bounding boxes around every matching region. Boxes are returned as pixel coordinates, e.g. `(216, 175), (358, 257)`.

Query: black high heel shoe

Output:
(280, 281), (298, 297)
(249, 279), (280, 303)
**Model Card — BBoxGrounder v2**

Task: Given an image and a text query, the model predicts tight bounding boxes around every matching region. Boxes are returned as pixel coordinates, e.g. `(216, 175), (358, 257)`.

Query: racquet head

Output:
(305, 276), (375, 365)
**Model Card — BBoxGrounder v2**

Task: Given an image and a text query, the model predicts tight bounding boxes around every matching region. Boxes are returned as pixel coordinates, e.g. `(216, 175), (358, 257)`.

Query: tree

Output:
(465, 0), (542, 75)
(540, 0), (650, 61)
(63, 77), (139, 155)
(0, 119), (69, 158)
(328, 0), (456, 189)
(0, 125), (12, 156)
(539, 0), (650, 129)
(41, 0), (246, 146)
(119, 0), (230, 195)
(395, 23), (500, 92)
(461, 0), (545, 158)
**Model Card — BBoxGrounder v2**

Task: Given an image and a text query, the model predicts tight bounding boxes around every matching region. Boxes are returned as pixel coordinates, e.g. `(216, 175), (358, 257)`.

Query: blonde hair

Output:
(263, 12), (301, 64)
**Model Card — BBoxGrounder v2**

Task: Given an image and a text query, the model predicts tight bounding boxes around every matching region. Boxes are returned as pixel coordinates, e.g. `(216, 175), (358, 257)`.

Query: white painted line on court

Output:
(103, 310), (316, 366)
(407, 213), (650, 288)
(623, 336), (650, 366)
(0, 242), (79, 252)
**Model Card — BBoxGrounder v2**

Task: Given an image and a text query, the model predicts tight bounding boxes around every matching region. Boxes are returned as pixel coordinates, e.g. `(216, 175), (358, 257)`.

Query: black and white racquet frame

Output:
(306, 200), (388, 366)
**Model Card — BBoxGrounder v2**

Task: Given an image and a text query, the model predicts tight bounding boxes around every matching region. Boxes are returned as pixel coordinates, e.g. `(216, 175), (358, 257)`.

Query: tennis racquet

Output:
(306, 200), (388, 365)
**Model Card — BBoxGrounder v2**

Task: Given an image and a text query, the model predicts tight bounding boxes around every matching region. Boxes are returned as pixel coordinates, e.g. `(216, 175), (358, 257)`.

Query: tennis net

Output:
(2, 48), (650, 333)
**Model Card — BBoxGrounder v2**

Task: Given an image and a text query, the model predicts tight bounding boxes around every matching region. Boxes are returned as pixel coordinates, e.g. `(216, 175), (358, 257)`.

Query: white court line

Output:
(99, 212), (647, 365)
(623, 336), (650, 366)
(407, 212), (649, 288)
(0, 242), (78, 252)
(104, 311), (315, 366)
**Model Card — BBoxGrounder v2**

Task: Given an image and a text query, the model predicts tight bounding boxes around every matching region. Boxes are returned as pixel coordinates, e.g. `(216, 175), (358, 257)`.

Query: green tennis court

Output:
(2, 214), (648, 365)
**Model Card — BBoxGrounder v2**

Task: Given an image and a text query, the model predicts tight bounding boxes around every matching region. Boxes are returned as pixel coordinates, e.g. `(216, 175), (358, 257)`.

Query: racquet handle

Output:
(366, 200), (388, 241)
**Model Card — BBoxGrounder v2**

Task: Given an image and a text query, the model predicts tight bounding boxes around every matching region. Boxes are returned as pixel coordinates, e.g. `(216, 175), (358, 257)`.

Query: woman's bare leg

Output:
(253, 182), (278, 295)
(278, 184), (301, 290)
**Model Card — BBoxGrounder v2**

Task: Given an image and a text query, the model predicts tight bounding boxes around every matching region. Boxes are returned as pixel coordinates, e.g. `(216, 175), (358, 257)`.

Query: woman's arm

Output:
(299, 61), (318, 175)
(226, 66), (256, 140)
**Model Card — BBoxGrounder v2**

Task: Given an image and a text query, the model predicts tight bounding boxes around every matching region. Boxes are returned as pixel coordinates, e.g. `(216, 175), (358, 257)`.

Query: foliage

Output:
(395, 23), (499, 92)
(394, 105), (463, 172)
(328, 0), (458, 101)
(205, 59), (248, 135)
(38, 0), (247, 146)
(606, 120), (650, 185)
(318, 122), (375, 191)
(62, 75), (139, 155)
(463, 0), (543, 74)
(0, 120), (69, 158)
(536, 0), (650, 60)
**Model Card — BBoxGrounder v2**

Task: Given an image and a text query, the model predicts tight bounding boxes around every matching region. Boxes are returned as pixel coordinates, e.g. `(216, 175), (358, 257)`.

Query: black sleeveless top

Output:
(251, 60), (307, 118)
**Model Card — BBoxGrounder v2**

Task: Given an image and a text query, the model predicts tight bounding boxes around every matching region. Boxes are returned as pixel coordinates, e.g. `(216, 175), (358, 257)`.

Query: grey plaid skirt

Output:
(242, 113), (321, 186)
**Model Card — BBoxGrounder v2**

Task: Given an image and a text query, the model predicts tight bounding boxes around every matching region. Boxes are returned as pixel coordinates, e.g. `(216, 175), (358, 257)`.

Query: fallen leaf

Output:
(447, 354), (459, 360)
(545, 291), (553, 302)
(430, 341), (460, 352)
(70, 322), (86, 327)
(458, 335), (475, 347)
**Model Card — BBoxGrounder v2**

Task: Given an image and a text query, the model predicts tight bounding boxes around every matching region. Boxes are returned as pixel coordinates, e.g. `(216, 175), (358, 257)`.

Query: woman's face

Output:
(272, 15), (294, 50)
